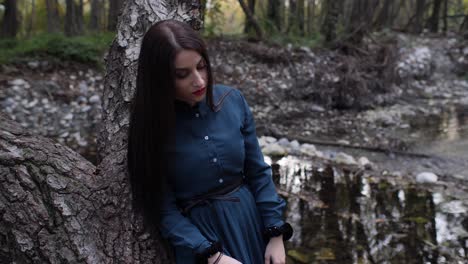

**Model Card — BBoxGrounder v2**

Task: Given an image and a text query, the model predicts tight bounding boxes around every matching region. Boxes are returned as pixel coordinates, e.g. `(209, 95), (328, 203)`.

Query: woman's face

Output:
(174, 49), (208, 106)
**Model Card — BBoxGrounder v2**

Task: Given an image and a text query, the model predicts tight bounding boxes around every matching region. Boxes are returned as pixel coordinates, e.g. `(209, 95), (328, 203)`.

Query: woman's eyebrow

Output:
(175, 58), (204, 70)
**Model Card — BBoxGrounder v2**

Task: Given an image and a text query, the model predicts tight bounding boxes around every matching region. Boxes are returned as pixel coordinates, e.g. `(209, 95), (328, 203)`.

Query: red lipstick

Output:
(192, 87), (206, 97)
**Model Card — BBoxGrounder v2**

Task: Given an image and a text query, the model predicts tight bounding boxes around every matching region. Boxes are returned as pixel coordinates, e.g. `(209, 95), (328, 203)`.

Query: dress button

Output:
(219, 178), (224, 183)
(212, 158), (217, 163)
(204, 136), (209, 140)
(195, 113), (200, 118)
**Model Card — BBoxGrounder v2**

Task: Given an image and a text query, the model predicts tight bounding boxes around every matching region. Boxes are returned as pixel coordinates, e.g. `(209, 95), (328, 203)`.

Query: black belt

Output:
(177, 177), (244, 215)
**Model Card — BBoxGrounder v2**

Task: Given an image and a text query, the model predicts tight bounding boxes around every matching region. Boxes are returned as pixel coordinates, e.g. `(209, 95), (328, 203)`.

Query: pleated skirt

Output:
(173, 185), (266, 264)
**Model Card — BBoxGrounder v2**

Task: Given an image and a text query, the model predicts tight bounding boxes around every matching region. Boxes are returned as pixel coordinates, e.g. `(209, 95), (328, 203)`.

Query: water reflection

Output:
(274, 156), (468, 263)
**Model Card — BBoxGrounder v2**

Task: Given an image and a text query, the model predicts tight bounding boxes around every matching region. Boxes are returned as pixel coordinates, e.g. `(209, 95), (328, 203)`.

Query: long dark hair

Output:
(127, 20), (214, 229)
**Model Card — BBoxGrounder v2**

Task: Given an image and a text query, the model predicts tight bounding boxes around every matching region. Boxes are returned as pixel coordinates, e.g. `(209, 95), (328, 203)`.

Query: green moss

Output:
(0, 32), (115, 66)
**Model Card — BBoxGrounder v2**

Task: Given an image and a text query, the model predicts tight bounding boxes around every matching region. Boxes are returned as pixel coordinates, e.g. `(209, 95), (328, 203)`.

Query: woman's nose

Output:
(192, 70), (205, 87)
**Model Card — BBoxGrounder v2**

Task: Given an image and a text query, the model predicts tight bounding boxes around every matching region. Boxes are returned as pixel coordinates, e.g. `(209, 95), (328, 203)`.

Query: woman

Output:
(127, 19), (292, 264)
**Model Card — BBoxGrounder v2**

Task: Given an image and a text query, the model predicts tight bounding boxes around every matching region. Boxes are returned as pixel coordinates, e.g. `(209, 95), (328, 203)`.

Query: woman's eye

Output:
(175, 71), (188, 79)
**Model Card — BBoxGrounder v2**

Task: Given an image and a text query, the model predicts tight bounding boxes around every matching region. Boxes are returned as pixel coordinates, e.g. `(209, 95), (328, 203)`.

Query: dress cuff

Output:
(194, 241), (223, 261)
(263, 222), (293, 241)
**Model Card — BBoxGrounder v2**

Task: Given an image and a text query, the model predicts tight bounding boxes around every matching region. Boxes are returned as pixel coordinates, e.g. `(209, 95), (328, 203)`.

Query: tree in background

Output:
(461, 14), (468, 39)
(374, 0), (398, 30)
(1, 0), (19, 38)
(321, 0), (344, 43)
(345, 0), (379, 45)
(45, 0), (60, 33)
(307, 0), (316, 35)
(90, 0), (105, 31)
(108, 0), (124, 31)
(267, 0), (281, 32)
(65, 0), (84, 36)
(428, 0), (443, 32)
(408, 0), (427, 33)
(244, 0), (255, 33)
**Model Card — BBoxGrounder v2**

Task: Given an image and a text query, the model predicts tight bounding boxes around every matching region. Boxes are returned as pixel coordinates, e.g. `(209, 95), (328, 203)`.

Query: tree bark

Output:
(90, 0), (104, 31)
(428, 0), (443, 32)
(0, 0), (19, 38)
(45, 0), (60, 33)
(0, 0), (204, 263)
(65, 0), (84, 36)
(108, 0), (124, 31)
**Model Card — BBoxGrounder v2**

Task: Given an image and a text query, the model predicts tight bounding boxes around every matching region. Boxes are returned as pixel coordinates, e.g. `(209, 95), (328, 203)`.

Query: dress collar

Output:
(174, 97), (209, 117)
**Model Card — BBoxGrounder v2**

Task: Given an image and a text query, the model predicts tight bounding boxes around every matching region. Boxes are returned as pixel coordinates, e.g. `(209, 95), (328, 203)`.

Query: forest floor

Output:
(1, 33), (468, 262)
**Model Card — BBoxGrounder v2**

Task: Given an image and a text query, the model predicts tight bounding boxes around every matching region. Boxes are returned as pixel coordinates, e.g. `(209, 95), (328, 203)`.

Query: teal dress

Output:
(160, 84), (287, 263)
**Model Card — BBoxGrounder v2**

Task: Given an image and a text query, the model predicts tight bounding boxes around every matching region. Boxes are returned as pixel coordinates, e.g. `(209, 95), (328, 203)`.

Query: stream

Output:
(272, 156), (467, 263)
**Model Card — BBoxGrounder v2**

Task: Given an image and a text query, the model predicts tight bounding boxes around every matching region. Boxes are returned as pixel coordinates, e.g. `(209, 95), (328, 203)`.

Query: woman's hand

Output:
(264, 235), (286, 264)
(207, 252), (243, 264)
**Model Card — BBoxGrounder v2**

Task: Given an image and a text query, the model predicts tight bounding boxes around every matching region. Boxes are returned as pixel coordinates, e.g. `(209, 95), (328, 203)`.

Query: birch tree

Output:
(0, 0), (204, 263)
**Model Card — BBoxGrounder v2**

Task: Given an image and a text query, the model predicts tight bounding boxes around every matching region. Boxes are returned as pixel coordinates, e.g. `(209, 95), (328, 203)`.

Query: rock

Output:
(337, 139), (350, 145)
(89, 95), (100, 104)
(309, 104), (325, 112)
(277, 138), (290, 147)
(416, 172), (438, 183)
(334, 152), (358, 166)
(262, 143), (287, 157)
(27, 61), (40, 69)
(258, 137), (267, 148)
(358, 156), (373, 169)
(78, 81), (88, 94)
(9, 79), (28, 87)
(264, 136), (277, 143)
(439, 200), (466, 214)
(290, 140), (300, 150)
(300, 143), (317, 156)
(219, 65), (234, 75)
(233, 66), (244, 77)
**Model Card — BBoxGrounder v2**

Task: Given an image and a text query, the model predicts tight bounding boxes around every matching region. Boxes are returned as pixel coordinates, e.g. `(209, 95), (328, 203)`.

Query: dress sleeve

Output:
(238, 90), (287, 228)
(159, 184), (213, 254)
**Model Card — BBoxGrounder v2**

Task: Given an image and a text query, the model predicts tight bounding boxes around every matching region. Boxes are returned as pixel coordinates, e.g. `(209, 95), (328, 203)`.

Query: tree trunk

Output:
(442, 0), (448, 32)
(288, 0), (297, 34)
(90, 0), (104, 31)
(345, 0), (379, 45)
(108, 0), (124, 31)
(461, 15), (468, 39)
(45, 0), (60, 33)
(267, 0), (281, 32)
(428, 0), (443, 33)
(410, 0), (426, 33)
(0, 0), (204, 263)
(26, 0), (37, 37)
(65, 0), (84, 36)
(0, 0), (19, 38)
(243, 0), (256, 34)
(238, 0), (263, 39)
(374, 0), (394, 30)
(320, 0), (344, 43)
(297, 0), (305, 36)
(307, 0), (316, 35)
